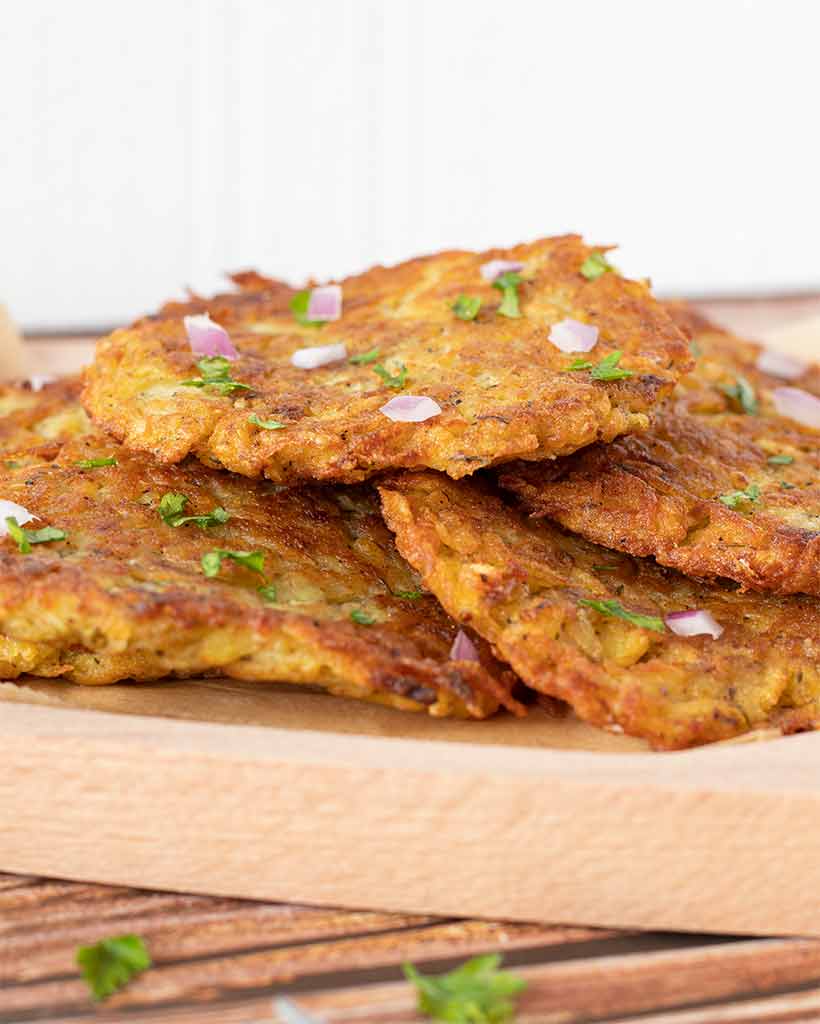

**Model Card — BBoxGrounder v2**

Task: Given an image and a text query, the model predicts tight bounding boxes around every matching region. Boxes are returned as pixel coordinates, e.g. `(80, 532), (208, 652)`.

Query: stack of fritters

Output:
(6, 235), (820, 747)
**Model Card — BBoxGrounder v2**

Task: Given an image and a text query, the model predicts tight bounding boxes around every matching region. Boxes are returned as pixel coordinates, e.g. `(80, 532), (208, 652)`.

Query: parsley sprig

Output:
(568, 350), (634, 381)
(181, 356), (251, 396)
(452, 295), (482, 321)
(579, 597), (665, 633)
(580, 251), (616, 281)
(158, 492), (230, 529)
(5, 517), (66, 554)
(721, 376), (758, 415)
(493, 272), (522, 319)
(201, 549), (265, 578)
(718, 483), (761, 508)
(404, 954), (526, 1024)
(373, 363), (408, 389)
(290, 290), (324, 328)
(248, 413), (286, 430)
(76, 934), (151, 1001)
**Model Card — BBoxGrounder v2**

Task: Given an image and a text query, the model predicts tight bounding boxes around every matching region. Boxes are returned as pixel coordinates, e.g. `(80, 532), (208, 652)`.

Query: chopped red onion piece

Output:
(480, 259), (524, 282)
(756, 348), (807, 380)
(0, 500), (36, 535)
(665, 609), (723, 639)
(449, 628), (480, 662)
(184, 314), (239, 360)
(379, 395), (442, 422)
(548, 318), (599, 353)
(291, 342), (347, 369)
(772, 386), (820, 429)
(306, 284), (342, 321)
(29, 375), (55, 392)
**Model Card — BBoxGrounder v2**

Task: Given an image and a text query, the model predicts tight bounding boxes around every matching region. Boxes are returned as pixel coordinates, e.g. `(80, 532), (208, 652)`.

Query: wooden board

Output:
(3, 299), (820, 941)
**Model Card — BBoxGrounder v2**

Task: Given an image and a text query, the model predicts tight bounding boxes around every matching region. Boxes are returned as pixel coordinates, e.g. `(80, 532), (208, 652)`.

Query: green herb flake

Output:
(5, 517), (66, 554)
(780, 481), (796, 490)
(451, 295), (482, 321)
(158, 492), (229, 529)
(394, 588), (424, 600)
(76, 934), (151, 1001)
(767, 454), (794, 465)
(290, 289), (324, 328)
(350, 608), (376, 625)
(567, 358), (593, 371)
(579, 597), (665, 633)
(373, 362), (408, 390)
(493, 272), (522, 319)
(201, 549), (265, 578)
(404, 954), (526, 1024)
(181, 356), (251, 396)
(248, 413), (286, 430)
(592, 564), (619, 572)
(591, 350), (633, 381)
(75, 457), (118, 469)
(580, 251), (615, 281)
(718, 483), (761, 508)
(721, 376), (758, 415)
(349, 347), (381, 365)
(258, 583), (278, 604)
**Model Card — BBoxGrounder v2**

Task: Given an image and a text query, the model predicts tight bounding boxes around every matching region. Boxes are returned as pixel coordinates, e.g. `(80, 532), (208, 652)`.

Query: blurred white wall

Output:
(2, 0), (819, 330)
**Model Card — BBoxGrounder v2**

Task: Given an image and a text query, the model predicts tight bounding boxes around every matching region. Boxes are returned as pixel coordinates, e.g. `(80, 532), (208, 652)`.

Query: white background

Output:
(3, 0), (820, 330)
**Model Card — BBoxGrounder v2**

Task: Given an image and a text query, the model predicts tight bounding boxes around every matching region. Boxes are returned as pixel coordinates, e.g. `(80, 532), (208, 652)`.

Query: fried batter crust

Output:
(0, 433), (521, 718)
(83, 236), (690, 484)
(378, 472), (820, 748)
(0, 378), (91, 454)
(500, 303), (820, 596)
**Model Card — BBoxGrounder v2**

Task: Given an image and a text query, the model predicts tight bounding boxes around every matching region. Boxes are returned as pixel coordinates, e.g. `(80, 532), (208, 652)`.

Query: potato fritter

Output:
(500, 303), (820, 596)
(0, 433), (521, 717)
(0, 377), (90, 455)
(378, 471), (820, 749)
(83, 236), (690, 484)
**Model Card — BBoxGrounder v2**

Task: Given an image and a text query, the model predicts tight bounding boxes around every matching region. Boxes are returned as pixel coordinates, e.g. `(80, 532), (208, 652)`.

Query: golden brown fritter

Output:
(0, 435), (521, 717)
(0, 377), (90, 455)
(82, 236), (690, 485)
(500, 304), (820, 596)
(378, 471), (820, 749)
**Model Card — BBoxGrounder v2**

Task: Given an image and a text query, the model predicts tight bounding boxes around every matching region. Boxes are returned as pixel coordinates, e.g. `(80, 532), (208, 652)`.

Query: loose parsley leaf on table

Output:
(76, 934), (151, 1001)
(404, 953), (526, 1024)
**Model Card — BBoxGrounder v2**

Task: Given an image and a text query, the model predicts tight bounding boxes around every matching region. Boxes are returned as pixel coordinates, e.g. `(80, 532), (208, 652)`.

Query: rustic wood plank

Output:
(608, 983), (820, 1023)
(0, 919), (603, 1017)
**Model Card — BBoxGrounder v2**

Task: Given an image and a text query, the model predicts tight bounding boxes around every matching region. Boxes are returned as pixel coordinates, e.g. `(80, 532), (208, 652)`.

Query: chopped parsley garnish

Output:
(690, 339), (702, 358)
(592, 564), (618, 572)
(248, 413), (285, 430)
(201, 549), (265, 578)
(394, 588), (424, 600)
(721, 376), (758, 415)
(452, 295), (482, 321)
(767, 454), (794, 465)
(781, 481), (796, 489)
(718, 483), (761, 508)
(404, 954), (526, 1024)
(290, 289), (324, 328)
(350, 608), (376, 625)
(5, 517), (66, 554)
(579, 597), (665, 633)
(493, 272), (522, 319)
(569, 350), (633, 381)
(373, 362), (408, 389)
(258, 583), (278, 603)
(76, 934), (151, 1001)
(75, 457), (118, 469)
(349, 347), (381, 365)
(158, 492), (230, 529)
(181, 356), (251, 396)
(580, 251), (615, 281)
